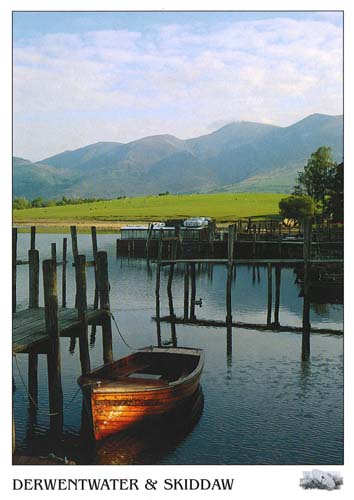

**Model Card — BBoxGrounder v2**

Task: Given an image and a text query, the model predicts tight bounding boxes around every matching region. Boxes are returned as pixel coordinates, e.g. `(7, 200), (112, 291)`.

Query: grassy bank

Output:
(13, 192), (285, 231)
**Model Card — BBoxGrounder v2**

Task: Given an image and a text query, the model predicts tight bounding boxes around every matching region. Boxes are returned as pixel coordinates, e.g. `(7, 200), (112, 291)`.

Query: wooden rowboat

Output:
(78, 346), (204, 441)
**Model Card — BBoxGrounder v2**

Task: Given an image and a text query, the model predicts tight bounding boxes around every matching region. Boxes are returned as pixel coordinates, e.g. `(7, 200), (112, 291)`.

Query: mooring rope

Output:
(110, 312), (140, 351)
(13, 354), (82, 416)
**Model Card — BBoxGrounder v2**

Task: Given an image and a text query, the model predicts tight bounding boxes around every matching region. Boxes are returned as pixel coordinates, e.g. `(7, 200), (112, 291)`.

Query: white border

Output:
(1, 1), (352, 498)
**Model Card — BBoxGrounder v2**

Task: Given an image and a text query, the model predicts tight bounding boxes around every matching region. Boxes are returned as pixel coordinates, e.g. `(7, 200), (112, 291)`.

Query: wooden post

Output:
(190, 262), (197, 320)
(252, 224), (257, 258)
(70, 226), (79, 260)
(267, 263), (272, 327)
(91, 227), (99, 309)
(302, 218), (312, 360)
(74, 255), (91, 373)
(145, 223), (153, 259)
(274, 264), (281, 328)
(62, 238), (67, 308)
(43, 259), (63, 431)
(167, 262), (177, 347)
(96, 251), (113, 364)
(28, 352), (38, 415)
(226, 224), (235, 326)
(28, 227), (39, 415)
(278, 222), (283, 257)
(28, 249), (39, 308)
(30, 226), (36, 250)
(71, 226), (79, 307)
(155, 236), (163, 343)
(51, 242), (57, 262)
(184, 263), (189, 320)
(12, 228), (17, 313)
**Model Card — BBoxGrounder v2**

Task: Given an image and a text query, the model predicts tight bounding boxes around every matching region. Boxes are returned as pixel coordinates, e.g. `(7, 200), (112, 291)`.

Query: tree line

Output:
(12, 195), (115, 210)
(279, 146), (343, 223)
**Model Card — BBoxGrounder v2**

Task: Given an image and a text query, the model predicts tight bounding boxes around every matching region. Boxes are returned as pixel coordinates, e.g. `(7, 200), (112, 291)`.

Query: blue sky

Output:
(13, 11), (343, 161)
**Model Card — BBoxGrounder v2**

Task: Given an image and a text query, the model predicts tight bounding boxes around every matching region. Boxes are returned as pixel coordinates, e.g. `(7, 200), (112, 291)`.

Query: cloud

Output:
(13, 15), (343, 160)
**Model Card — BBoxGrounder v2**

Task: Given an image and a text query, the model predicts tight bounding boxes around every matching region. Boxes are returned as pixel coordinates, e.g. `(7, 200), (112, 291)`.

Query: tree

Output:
(326, 161), (343, 222)
(31, 197), (45, 208)
(13, 197), (31, 210)
(279, 195), (315, 222)
(294, 146), (336, 218)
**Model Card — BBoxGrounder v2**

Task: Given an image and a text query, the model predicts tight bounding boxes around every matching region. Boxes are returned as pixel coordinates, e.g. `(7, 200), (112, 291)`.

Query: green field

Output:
(13, 193), (286, 226)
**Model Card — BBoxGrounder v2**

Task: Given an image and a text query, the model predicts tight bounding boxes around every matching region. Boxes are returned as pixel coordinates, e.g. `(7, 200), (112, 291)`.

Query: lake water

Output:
(13, 233), (343, 465)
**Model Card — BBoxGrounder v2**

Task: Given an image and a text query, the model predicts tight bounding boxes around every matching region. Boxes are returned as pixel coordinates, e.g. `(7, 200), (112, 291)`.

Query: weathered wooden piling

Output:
(96, 251), (113, 364)
(267, 263), (272, 327)
(155, 236), (163, 343)
(302, 218), (312, 360)
(91, 227), (99, 309)
(43, 259), (63, 430)
(184, 264), (189, 320)
(145, 223), (153, 260)
(12, 228), (17, 313)
(28, 352), (38, 414)
(274, 264), (281, 328)
(70, 226), (79, 260)
(28, 240), (40, 412)
(226, 224), (235, 326)
(62, 238), (67, 308)
(28, 249), (39, 308)
(51, 242), (57, 262)
(278, 222), (283, 257)
(190, 263), (197, 320)
(30, 226), (36, 250)
(252, 224), (257, 258)
(74, 255), (91, 374)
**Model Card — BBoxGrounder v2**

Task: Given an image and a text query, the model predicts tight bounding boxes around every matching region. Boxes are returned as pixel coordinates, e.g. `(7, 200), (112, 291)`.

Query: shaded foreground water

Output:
(13, 233), (343, 464)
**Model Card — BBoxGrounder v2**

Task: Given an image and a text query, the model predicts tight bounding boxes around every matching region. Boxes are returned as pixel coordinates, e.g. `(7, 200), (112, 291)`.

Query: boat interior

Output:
(80, 350), (200, 387)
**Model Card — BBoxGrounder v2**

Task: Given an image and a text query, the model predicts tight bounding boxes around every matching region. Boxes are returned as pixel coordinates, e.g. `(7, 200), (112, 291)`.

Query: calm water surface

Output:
(13, 233), (343, 465)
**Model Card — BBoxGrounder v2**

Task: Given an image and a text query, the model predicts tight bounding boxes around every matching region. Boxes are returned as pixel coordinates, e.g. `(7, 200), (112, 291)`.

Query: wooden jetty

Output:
(153, 218), (343, 360)
(12, 226), (113, 452)
(116, 218), (343, 260)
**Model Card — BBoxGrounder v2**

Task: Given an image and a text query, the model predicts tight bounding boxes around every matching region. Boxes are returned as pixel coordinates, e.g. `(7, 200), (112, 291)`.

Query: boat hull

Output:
(79, 347), (204, 441)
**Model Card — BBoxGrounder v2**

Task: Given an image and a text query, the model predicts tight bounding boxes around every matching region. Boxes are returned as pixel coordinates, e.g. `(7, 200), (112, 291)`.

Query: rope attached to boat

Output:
(13, 354), (82, 416)
(110, 312), (140, 351)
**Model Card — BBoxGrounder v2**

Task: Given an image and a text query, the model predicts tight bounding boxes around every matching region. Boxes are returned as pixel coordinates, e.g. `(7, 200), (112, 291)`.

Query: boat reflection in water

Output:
(90, 386), (204, 465)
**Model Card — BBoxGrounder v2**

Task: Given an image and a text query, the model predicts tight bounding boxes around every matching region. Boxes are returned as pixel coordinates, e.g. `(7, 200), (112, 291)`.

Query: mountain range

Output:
(13, 113), (343, 200)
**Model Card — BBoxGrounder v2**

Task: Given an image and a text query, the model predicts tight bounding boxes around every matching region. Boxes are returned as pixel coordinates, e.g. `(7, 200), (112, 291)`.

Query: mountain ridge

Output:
(14, 113), (343, 199)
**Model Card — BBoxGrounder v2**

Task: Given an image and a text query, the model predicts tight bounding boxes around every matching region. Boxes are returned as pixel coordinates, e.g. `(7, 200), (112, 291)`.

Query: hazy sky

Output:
(13, 11), (343, 161)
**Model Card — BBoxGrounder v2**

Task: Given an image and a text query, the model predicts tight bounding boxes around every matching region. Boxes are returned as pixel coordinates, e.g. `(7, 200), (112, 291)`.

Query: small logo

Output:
(300, 470), (343, 490)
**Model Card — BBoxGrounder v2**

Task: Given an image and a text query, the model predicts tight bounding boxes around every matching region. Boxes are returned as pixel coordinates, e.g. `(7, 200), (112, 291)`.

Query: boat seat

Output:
(109, 376), (169, 387)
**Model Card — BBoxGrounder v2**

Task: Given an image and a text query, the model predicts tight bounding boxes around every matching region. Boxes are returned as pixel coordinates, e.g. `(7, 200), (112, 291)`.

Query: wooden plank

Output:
(156, 315), (343, 335)
(13, 307), (107, 352)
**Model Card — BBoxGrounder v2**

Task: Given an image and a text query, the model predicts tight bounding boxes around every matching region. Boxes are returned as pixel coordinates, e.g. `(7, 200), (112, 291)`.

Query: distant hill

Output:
(13, 113), (343, 199)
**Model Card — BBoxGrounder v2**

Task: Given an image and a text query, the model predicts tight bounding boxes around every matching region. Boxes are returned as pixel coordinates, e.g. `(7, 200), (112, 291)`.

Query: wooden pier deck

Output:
(13, 307), (109, 354)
